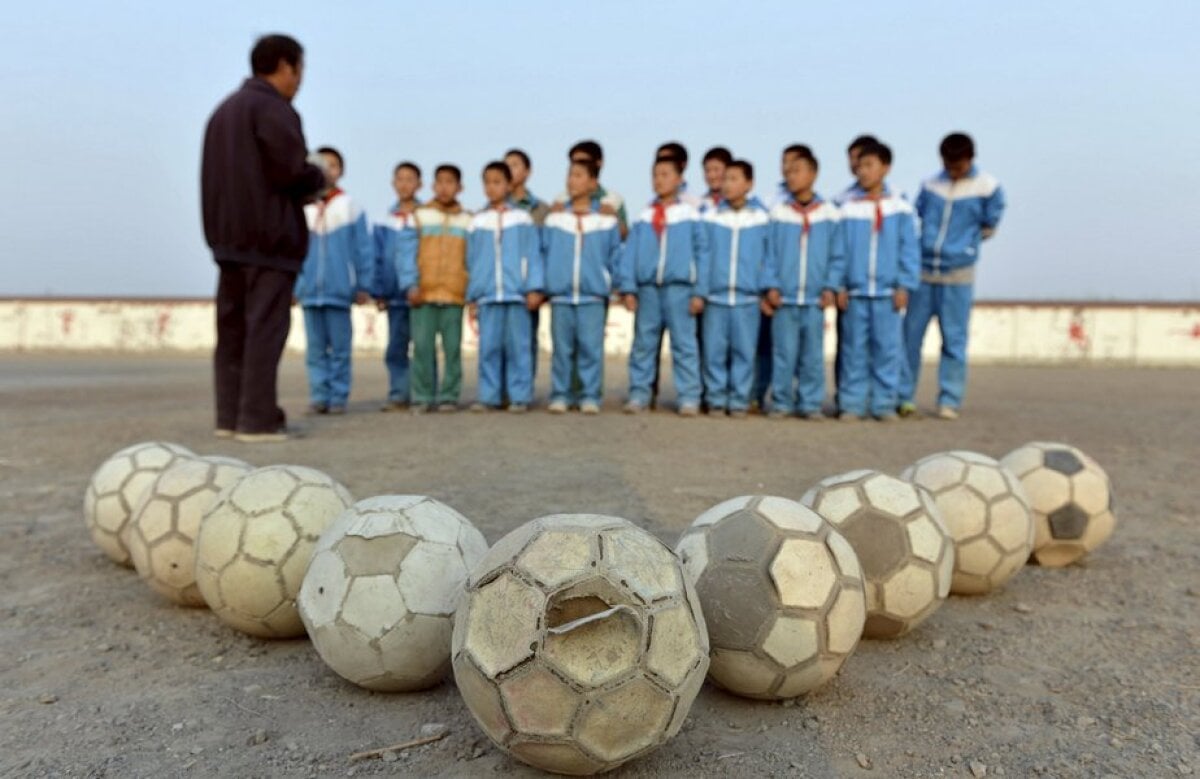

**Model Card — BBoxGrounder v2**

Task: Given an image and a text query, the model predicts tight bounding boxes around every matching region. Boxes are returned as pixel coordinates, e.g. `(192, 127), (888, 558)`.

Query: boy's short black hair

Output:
(434, 164), (462, 183)
(317, 146), (344, 172)
(857, 141), (893, 166)
(939, 132), (975, 162)
(504, 148), (531, 168)
(654, 156), (684, 175)
(483, 161), (513, 182)
(569, 140), (604, 162)
(847, 134), (880, 154)
(656, 141), (689, 167)
(570, 157), (600, 180)
(782, 143), (810, 160)
(727, 159), (754, 181)
(251, 34), (303, 76)
(702, 146), (733, 166)
(394, 161), (421, 178)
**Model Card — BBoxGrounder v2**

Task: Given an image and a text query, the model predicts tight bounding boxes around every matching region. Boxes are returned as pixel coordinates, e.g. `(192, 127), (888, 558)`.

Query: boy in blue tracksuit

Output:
(373, 161), (421, 411)
(900, 133), (1006, 420)
(295, 146), (374, 415)
(541, 158), (622, 414)
(466, 161), (544, 412)
(619, 156), (712, 416)
(701, 160), (769, 417)
(762, 147), (845, 419)
(835, 142), (919, 421)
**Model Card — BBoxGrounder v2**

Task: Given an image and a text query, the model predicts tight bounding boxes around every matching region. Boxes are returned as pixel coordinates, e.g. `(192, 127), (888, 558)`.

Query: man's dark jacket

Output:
(202, 78), (325, 272)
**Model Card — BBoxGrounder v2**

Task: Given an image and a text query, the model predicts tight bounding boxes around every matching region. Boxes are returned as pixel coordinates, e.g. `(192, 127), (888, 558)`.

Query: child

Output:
(541, 157), (622, 414)
(655, 142), (702, 208)
(899, 132), (1006, 420)
(295, 146), (374, 415)
(767, 144), (808, 207)
(833, 134), (880, 205)
(762, 147), (845, 419)
(373, 161), (421, 411)
(555, 140), (628, 238)
(701, 160), (769, 417)
(619, 156), (711, 416)
(505, 148), (549, 227)
(836, 142), (919, 421)
(400, 164), (472, 413)
(700, 146), (732, 214)
(466, 161), (543, 412)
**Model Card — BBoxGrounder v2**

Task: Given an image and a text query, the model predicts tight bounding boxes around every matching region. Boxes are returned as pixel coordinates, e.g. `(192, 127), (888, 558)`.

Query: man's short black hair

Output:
(857, 141), (893, 166)
(702, 146), (733, 166)
(939, 132), (976, 163)
(848, 134), (880, 154)
(504, 148), (531, 168)
(656, 141), (689, 168)
(317, 146), (344, 172)
(569, 140), (604, 162)
(483, 161), (513, 182)
(394, 161), (422, 178)
(570, 157), (600, 180)
(435, 164), (462, 183)
(251, 34), (303, 76)
(654, 156), (684, 175)
(727, 160), (754, 181)
(783, 143), (812, 160)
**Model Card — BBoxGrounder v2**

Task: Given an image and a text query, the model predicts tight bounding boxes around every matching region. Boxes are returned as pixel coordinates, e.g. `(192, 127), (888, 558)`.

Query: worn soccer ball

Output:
(452, 514), (708, 776)
(901, 451), (1035, 595)
(298, 496), (489, 691)
(194, 465), (354, 638)
(127, 455), (252, 606)
(801, 470), (954, 639)
(1000, 442), (1116, 567)
(674, 496), (865, 699)
(83, 441), (195, 567)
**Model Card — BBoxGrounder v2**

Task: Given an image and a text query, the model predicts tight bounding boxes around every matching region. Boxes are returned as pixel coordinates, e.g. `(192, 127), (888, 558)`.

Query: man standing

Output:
(201, 34), (326, 442)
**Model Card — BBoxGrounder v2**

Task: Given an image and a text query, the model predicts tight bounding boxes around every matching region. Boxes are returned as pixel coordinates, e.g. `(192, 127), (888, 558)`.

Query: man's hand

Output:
(689, 296), (706, 316)
(819, 289), (835, 309)
(406, 288), (423, 307)
(759, 298), (775, 317)
(355, 291), (370, 306)
(765, 289), (782, 309)
(525, 292), (546, 311)
(622, 293), (638, 313)
(893, 288), (909, 312)
(837, 290), (849, 311)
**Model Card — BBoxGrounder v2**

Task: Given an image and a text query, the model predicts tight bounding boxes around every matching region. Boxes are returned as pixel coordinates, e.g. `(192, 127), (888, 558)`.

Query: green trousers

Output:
(409, 304), (463, 405)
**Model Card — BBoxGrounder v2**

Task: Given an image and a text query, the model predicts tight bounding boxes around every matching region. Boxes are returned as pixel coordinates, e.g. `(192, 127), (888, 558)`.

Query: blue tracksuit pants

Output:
(900, 281), (974, 410)
(303, 305), (353, 407)
(384, 303), (410, 403)
(628, 283), (702, 407)
(771, 305), (827, 415)
(477, 302), (533, 407)
(838, 296), (902, 418)
(702, 303), (760, 411)
(550, 301), (606, 405)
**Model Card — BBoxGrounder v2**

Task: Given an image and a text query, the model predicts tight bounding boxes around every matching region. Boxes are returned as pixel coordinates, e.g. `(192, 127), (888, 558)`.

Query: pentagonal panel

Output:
(336, 532), (417, 576)
(881, 565), (937, 620)
(826, 588), (866, 654)
(499, 666), (580, 737)
(543, 597), (642, 688)
(1044, 448), (1084, 475)
(695, 565), (776, 649)
(645, 603), (705, 687)
(575, 678), (674, 762)
(341, 575), (409, 638)
(862, 474), (922, 516)
(463, 572), (544, 678)
(757, 496), (823, 533)
(838, 511), (908, 580)
(517, 530), (595, 588)
(1048, 505), (1089, 540)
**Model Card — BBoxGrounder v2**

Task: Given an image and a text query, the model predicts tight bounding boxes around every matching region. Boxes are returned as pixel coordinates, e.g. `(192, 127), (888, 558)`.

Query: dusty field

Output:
(1, 353), (1197, 778)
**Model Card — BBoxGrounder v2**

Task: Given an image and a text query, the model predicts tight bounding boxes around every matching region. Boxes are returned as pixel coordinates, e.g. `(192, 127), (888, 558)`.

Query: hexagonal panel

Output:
(774, 661), (829, 698)
(452, 655), (512, 743)
(340, 575), (408, 637)
(1071, 469), (1110, 515)
(691, 496), (754, 528)
(397, 542), (466, 616)
(311, 622), (385, 682)
(375, 612), (452, 689)
(575, 678), (674, 762)
(404, 499), (471, 546)
(645, 603), (704, 687)
(825, 588), (866, 654)
(907, 515), (950, 564)
(150, 536), (194, 589)
(243, 516), (298, 564)
(990, 497), (1034, 553)
(137, 500), (175, 543)
(757, 497), (823, 533)
(287, 484), (351, 537)
(462, 572), (544, 677)
(862, 474), (922, 517)
(964, 463), (1007, 499)
(1020, 468), (1071, 515)
(600, 528), (680, 603)
(507, 740), (605, 775)
(761, 615), (819, 668)
(808, 485), (862, 524)
(825, 531), (862, 580)
(517, 529), (595, 588)
(229, 469), (298, 515)
(218, 560), (284, 619)
(1083, 510), (1116, 550)
(880, 565), (936, 620)
(499, 666), (580, 736)
(707, 648), (778, 696)
(910, 456), (966, 493)
(674, 532), (709, 585)
(543, 592), (643, 688)
(770, 539), (837, 609)
(957, 537), (1001, 578)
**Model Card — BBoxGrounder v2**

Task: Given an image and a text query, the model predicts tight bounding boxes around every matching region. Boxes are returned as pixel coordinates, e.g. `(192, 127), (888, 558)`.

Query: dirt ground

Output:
(1, 353), (1197, 778)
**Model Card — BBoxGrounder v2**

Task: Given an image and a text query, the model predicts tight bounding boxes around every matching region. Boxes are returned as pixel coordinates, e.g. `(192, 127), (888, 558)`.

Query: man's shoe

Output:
(898, 401), (919, 419)
(547, 400), (568, 414)
(937, 406), (960, 420)
(623, 400), (646, 414)
(580, 401), (600, 415)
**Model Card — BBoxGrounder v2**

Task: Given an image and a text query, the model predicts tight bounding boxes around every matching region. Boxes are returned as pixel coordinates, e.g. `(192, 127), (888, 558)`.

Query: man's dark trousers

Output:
(214, 261), (296, 434)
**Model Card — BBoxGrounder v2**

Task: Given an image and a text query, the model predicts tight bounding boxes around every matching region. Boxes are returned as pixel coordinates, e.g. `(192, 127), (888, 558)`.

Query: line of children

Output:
(294, 133), (1002, 421)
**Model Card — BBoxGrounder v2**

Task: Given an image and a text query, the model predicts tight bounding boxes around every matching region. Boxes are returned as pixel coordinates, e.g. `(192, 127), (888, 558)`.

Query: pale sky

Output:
(3, 1), (1198, 300)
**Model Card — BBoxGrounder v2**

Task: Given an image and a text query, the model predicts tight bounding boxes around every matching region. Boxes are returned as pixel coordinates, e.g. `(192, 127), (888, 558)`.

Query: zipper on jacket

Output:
(868, 201), (880, 297)
(494, 209), (504, 303)
(728, 219), (740, 306)
(932, 178), (956, 274)
(573, 214), (584, 304)
(655, 214), (669, 286)
(798, 226), (809, 303)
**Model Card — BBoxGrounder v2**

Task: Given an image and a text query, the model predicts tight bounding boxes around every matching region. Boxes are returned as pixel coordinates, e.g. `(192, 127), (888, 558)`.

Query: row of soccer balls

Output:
(82, 441), (1114, 775)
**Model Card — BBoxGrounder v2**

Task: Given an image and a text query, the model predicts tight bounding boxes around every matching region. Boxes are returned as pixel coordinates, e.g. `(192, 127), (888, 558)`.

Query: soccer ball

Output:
(674, 496), (865, 699)
(901, 451), (1035, 595)
(127, 455), (251, 606)
(298, 496), (489, 691)
(1000, 442), (1116, 567)
(800, 470), (954, 639)
(83, 441), (195, 567)
(194, 465), (354, 638)
(452, 514), (708, 775)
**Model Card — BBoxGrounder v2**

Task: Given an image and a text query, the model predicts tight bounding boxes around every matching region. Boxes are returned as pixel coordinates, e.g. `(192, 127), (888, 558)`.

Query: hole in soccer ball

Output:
(542, 578), (644, 686)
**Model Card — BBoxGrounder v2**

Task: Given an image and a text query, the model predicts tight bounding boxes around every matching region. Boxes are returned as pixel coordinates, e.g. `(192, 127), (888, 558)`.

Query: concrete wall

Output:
(2, 298), (1199, 366)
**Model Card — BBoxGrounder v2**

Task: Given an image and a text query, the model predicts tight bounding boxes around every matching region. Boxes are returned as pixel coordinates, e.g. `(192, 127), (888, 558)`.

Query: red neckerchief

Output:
(321, 187), (343, 206)
(651, 199), (672, 239)
(861, 193), (884, 233)
(790, 197), (820, 236)
(392, 201), (416, 226)
(708, 191), (721, 207)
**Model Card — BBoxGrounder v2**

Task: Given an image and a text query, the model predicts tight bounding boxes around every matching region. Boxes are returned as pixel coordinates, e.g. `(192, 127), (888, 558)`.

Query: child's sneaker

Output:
(767, 408), (789, 419)
(623, 400), (646, 414)
(729, 408), (749, 419)
(410, 405), (431, 416)
(838, 412), (865, 423)
(937, 406), (960, 420)
(469, 402), (489, 413)
(678, 404), (700, 417)
(508, 404), (528, 414)
(898, 401), (919, 419)
(799, 411), (825, 422)
(234, 428), (293, 443)
(213, 428), (235, 439)
(327, 406), (346, 416)
(547, 400), (568, 414)
(580, 401), (600, 415)
(379, 400), (409, 412)
(306, 403), (328, 416)
(437, 403), (458, 413)
(875, 413), (899, 423)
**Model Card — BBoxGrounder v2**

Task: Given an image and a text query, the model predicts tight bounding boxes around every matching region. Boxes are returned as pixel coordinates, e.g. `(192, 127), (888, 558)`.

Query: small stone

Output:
(1077, 716), (1097, 728)
(1014, 603), (1033, 614)
(246, 730), (268, 746)
(242, 684), (262, 694)
(190, 747), (203, 755)
(38, 694), (57, 704)
(420, 722), (447, 738)
(1179, 764), (1192, 776)
(977, 621), (995, 630)
(969, 760), (988, 778)
(211, 655), (223, 663)
(933, 639), (948, 650)
(97, 643), (113, 652)
(172, 723), (184, 732)
(995, 768), (1005, 776)
(380, 751), (398, 763)
(856, 752), (872, 770)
